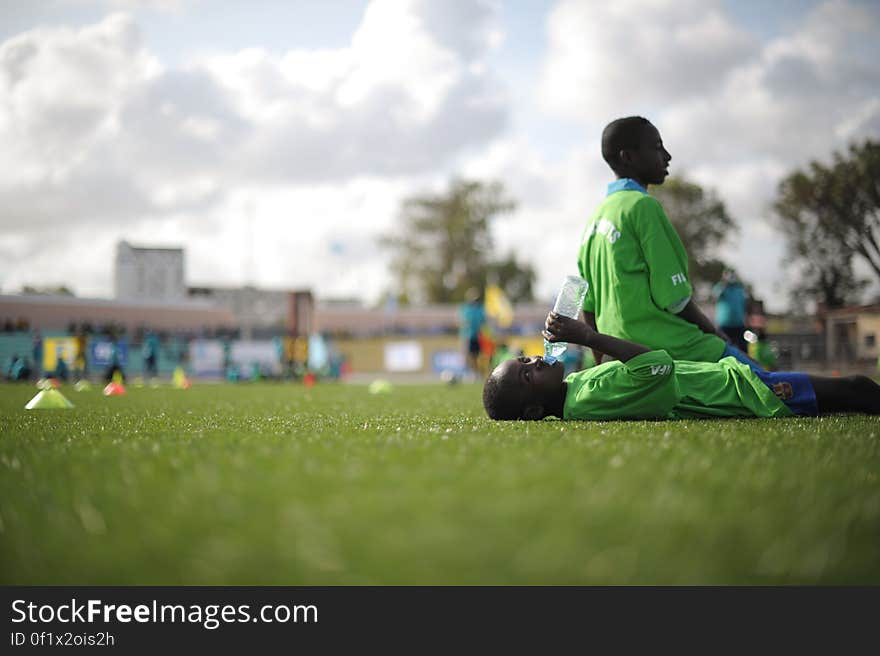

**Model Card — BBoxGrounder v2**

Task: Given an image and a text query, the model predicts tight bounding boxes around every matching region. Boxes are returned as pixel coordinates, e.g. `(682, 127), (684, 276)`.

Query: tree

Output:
(22, 285), (75, 296)
(383, 179), (534, 304)
(651, 177), (738, 292)
(774, 139), (880, 309)
(487, 253), (536, 302)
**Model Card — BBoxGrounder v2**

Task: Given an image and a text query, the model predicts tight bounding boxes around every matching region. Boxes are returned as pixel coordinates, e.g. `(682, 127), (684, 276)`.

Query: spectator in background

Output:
(747, 299), (768, 334)
(747, 329), (778, 372)
(54, 348), (69, 381)
(7, 354), (30, 381)
(459, 288), (486, 376)
(712, 270), (748, 352)
(73, 329), (88, 381)
(142, 330), (160, 382)
(104, 336), (126, 384)
(31, 330), (43, 380)
(491, 341), (514, 371)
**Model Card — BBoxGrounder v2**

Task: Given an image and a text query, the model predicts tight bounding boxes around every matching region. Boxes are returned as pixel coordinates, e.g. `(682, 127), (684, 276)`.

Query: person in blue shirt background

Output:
(142, 330), (160, 382)
(459, 288), (487, 376)
(712, 270), (748, 352)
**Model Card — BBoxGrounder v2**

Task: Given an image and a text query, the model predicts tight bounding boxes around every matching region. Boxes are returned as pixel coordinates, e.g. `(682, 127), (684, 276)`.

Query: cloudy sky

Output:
(2, 0), (879, 311)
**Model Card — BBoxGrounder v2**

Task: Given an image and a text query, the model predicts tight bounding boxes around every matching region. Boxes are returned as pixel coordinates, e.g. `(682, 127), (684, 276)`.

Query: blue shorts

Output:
(721, 344), (765, 372)
(750, 368), (819, 416)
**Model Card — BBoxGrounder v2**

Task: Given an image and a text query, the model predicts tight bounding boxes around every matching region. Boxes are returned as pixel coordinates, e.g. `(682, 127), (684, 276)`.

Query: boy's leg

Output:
(808, 375), (880, 414)
(750, 368), (819, 415)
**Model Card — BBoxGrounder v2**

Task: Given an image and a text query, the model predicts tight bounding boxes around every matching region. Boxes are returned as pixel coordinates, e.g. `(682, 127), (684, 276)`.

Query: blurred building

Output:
(823, 304), (880, 363)
(313, 301), (549, 337)
(115, 241), (185, 301)
(112, 240), (314, 338)
(0, 293), (236, 335)
(188, 286), (313, 339)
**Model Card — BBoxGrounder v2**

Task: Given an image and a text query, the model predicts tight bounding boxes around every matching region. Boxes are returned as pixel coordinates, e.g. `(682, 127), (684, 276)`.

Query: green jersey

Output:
(563, 350), (793, 421)
(578, 181), (725, 362)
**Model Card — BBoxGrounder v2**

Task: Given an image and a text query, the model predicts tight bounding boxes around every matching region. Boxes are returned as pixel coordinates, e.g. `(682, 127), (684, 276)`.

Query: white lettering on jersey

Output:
(670, 273), (687, 285)
(587, 218), (621, 244)
(650, 364), (671, 376)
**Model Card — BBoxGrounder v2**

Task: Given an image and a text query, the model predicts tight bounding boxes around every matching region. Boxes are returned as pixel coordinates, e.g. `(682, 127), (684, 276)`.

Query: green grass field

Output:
(1, 381), (878, 585)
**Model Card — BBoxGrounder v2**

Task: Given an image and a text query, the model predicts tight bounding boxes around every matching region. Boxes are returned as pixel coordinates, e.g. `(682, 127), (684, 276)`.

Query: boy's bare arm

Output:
(676, 299), (730, 342)
(544, 312), (651, 363)
(582, 311), (604, 364)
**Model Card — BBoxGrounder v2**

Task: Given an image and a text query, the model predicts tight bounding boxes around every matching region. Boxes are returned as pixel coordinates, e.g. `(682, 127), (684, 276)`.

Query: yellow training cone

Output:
(368, 379), (393, 395)
(112, 370), (125, 384)
(25, 389), (75, 410)
(74, 380), (92, 392)
(172, 366), (191, 389)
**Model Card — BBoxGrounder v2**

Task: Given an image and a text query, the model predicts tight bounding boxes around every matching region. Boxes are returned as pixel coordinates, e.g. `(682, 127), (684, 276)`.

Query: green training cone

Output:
(25, 389), (75, 410)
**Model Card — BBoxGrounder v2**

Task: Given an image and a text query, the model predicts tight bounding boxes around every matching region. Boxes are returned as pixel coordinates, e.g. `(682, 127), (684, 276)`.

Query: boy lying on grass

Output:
(482, 312), (880, 421)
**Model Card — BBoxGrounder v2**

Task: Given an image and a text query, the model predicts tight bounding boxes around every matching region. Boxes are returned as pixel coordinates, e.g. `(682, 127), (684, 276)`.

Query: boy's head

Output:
(601, 116), (671, 186)
(483, 355), (566, 420)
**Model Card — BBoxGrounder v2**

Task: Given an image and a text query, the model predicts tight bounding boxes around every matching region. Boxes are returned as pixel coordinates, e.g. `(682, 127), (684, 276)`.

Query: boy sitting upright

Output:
(482, 312), (880, 421)
(577, 116), (759, 368)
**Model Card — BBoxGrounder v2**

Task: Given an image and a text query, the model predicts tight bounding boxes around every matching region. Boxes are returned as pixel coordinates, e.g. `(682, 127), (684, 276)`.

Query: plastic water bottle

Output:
(543, 275), (589, 364)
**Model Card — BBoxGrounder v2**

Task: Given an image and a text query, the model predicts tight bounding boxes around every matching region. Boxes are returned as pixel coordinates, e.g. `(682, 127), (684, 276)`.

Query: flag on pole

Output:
(484, 285), (514, 328)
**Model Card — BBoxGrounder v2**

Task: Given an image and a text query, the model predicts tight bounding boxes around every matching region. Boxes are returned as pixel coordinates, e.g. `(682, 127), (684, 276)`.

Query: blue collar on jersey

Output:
(607, 178), (648, 196)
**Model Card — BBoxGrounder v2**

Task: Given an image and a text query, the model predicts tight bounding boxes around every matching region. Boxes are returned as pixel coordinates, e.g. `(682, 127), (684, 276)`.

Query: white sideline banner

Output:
(232, 340), (282, 375)
(189, 340), (225, 377)
(384, 341), (423, 372)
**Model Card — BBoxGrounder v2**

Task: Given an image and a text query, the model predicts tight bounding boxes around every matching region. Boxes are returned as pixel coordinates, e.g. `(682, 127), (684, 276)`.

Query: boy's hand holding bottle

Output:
(543, 311), (596, 348)
(542, 275), (590, 363)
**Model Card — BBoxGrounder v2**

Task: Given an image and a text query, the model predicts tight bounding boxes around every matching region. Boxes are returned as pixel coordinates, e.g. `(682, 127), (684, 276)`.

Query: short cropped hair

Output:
(601, 116), (651, 173)
(482, 373), (523, 420)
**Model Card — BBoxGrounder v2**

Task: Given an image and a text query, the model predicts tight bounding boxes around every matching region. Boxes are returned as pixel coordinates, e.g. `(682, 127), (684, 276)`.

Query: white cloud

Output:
(540, 0), (756, 125)
(0, 14), (160, 186)
(0, 1), (507, 300)
(97, 0), (192, 12)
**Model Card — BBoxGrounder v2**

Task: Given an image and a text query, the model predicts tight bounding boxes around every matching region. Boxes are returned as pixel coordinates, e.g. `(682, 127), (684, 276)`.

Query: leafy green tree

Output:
(824, 140), (880, 278)
(22, 285), (75, 296)
(383, 179), (533, 304)
(651, 177), (738, 291)
(487, 253), (536, 302)
(774, 139), (880, 308)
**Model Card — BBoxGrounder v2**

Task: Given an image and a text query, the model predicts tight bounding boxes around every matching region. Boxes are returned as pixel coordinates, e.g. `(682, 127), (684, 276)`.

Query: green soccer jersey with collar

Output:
(562, 350), (793, 421)
(578, 189), (726, 362)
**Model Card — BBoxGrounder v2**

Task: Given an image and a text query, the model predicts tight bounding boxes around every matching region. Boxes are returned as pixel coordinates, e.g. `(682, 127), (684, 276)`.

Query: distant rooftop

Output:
(118, 240), (183, 253)
(1, 293), (220, 310)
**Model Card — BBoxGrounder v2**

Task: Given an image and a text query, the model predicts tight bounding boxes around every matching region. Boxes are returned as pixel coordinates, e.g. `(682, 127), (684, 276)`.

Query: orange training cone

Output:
(103, 381), (126, 396)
